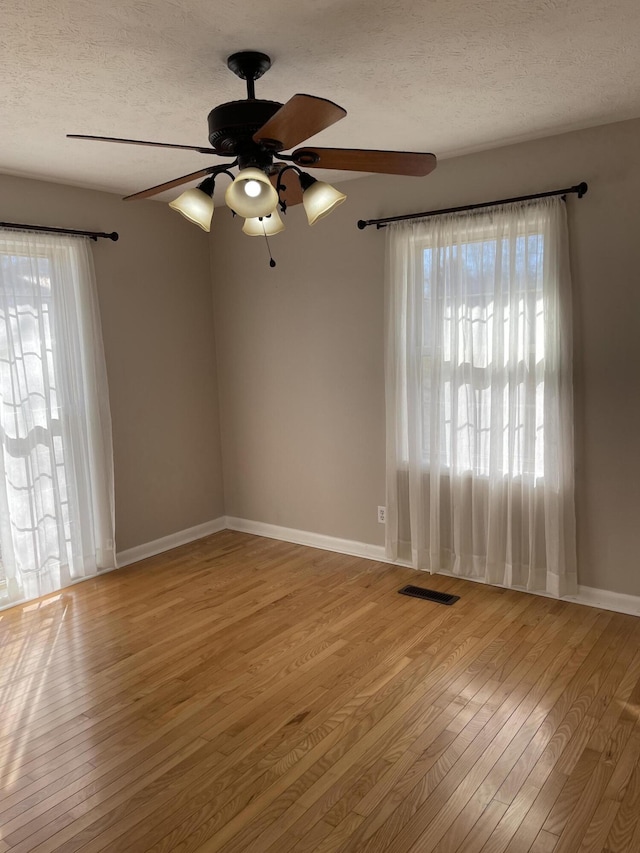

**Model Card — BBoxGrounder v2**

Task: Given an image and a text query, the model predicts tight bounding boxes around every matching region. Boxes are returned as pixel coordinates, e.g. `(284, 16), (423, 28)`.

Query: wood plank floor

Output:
(1, 531), (639, 853)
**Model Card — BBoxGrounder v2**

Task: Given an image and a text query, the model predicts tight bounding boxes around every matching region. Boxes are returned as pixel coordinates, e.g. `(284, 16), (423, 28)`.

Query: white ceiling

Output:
(2, 0), (640, 204)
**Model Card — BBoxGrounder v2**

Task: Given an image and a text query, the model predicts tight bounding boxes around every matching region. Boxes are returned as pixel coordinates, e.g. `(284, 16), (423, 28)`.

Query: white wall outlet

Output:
(378, 506), (386, 524)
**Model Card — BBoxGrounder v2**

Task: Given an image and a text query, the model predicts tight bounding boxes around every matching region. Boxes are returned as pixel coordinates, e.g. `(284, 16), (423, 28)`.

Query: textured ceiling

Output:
(2, 0), (640, 204)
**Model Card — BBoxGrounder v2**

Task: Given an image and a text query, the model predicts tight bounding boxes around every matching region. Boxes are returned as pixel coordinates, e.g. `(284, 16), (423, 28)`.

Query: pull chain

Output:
(262, 221), (276, 268)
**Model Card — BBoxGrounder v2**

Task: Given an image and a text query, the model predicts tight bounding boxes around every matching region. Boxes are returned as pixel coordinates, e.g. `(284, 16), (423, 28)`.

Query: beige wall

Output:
(0, 174), (224, 551)
(211, 117), (640, 597)
(4, 117), (637, 596)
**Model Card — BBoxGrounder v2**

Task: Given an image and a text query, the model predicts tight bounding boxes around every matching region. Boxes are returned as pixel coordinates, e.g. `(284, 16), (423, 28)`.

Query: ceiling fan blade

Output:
(67, 134), (214, 154)
(291, 147), (437, 176)
(253, 94), (346, 151)
(123, 167), (216, 201)
(268, 166), (304, 207)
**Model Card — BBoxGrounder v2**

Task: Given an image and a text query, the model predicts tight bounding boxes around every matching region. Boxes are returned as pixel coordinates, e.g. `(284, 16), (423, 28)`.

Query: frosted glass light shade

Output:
(169, 188), (214, 232)
(242, 209), (285, 236)
(303, 181), (347, 225)
(225, 168), (279, 218)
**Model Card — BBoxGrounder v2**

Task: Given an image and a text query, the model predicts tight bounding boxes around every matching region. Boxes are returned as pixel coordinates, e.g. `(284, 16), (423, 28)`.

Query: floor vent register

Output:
(398, 585), (460, 605)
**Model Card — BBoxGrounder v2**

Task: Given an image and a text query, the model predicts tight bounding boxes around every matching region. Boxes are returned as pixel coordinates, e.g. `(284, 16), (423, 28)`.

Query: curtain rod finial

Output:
(576, 182), (588, 199)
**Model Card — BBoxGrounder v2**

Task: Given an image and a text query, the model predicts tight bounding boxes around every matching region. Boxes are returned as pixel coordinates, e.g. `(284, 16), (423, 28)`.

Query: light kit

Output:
(242, 209), (285, 237)
(224, 167), (280, 219)
(168, 175), (217, 232)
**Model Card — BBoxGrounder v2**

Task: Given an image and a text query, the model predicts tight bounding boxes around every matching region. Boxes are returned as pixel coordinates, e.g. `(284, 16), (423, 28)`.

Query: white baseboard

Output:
(567, 585), (640, 618)
(225, 516), (387, 562)
(224, 516), (640, 618)
(116, 517), (227, 568)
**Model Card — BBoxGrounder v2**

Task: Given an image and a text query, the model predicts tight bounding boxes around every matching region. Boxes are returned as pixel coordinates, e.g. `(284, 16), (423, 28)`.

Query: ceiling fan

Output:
(68, 51), (437, 235)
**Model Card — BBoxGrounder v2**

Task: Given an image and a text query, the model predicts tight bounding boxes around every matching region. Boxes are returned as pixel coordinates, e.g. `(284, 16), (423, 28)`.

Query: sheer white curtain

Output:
(0, 230), (115, 606)
(385, 198), (577, 597)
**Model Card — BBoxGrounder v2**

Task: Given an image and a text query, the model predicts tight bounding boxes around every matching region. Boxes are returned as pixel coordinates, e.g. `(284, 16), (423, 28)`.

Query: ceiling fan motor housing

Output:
(207, 100), (284, 161)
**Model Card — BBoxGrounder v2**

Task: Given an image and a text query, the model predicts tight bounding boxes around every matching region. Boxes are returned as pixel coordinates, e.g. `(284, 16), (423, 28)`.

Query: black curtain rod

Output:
(357, 181), (588, 230)
(0, 222), (119, 241)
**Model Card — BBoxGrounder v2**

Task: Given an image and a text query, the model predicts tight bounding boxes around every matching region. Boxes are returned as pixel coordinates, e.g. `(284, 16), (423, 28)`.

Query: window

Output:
(0, 230), (115, 607)
(419, 230), (546, 479)
(385, 198), (576, 596)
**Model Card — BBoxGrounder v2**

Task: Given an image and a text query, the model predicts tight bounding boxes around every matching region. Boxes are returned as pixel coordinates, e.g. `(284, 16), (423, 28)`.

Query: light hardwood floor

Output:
(1, 530), (640, 853)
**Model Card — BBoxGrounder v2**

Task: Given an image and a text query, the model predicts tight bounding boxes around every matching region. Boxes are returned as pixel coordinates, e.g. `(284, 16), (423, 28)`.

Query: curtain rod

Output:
(0, 222), (119, 241)
(356, 181), (588, 230)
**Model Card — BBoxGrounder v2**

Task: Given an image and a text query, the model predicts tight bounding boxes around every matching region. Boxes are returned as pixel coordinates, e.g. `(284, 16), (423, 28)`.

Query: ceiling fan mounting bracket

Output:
(227, 51), (271, 82)
(227, 51), (272, 99)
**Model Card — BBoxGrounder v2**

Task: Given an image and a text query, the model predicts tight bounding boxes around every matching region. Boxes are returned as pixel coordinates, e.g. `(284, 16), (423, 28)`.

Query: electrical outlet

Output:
(378, 506), (386, 524)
